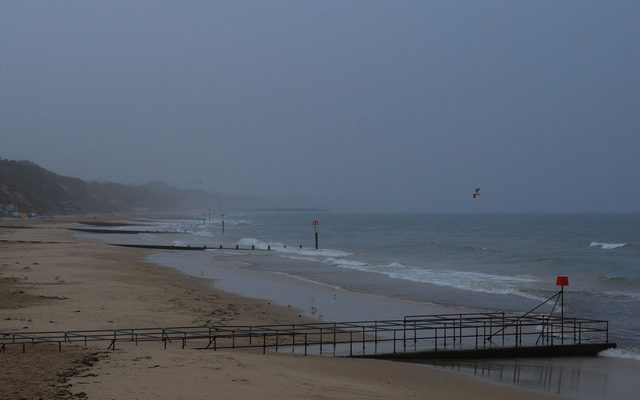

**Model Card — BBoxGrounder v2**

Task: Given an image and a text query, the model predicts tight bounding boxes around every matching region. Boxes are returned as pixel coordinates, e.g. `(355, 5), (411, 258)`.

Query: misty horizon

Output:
(1, 1), (638, 213)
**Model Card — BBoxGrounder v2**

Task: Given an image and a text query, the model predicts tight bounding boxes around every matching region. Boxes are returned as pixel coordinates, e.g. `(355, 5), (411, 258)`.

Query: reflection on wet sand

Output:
(427, 357), (639, 400)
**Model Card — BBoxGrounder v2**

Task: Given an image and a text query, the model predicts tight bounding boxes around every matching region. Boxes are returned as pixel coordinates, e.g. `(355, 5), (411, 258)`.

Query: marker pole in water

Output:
(556, 276), (569, 344)
(221, 214), (225, 235)
(312, 219), (319, 250)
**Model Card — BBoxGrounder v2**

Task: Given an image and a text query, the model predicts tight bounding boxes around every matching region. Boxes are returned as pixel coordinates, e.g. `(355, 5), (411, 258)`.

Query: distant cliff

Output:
(0, 159), (217, 214)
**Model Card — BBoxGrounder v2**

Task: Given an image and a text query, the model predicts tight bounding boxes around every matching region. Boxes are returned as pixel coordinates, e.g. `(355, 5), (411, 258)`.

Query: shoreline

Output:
(1, 219), (564, 399)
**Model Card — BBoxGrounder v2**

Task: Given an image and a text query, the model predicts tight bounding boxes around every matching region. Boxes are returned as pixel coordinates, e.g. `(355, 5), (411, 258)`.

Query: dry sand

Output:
(0, 219), (559, 399)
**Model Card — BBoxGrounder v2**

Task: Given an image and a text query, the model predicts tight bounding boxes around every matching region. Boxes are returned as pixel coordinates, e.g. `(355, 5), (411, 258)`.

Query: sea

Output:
(78, 212), (640, 398)
(122, 212), (640, 362)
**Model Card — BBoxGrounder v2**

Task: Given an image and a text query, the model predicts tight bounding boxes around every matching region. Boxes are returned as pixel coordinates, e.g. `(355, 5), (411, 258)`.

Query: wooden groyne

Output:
(110, 243), (271, 251)
(112, 244), (207, 251)
(77, 221), (149, 227)
(68, 228), (177, 235)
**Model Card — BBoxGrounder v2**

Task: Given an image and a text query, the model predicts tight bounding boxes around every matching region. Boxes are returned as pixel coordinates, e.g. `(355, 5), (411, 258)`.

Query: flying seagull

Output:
(472, 187), (480, 199)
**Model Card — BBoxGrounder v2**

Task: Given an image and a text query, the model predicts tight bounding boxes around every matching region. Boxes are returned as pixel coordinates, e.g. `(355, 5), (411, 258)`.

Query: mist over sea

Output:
(128, 213), (640, 359)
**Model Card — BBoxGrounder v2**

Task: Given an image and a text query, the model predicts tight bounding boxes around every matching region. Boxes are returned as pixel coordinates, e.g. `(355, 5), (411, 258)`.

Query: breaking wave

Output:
(320, 258), (542, 301)
(601, 348), (640, 362)
(590, 242), (628, 250)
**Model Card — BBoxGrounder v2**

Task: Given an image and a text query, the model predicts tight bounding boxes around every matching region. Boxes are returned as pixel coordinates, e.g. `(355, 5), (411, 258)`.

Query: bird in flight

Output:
(472, 187), (481, 199)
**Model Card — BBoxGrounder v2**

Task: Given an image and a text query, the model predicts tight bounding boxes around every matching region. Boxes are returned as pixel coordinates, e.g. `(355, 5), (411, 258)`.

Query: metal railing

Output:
(0, 313), (609, 356)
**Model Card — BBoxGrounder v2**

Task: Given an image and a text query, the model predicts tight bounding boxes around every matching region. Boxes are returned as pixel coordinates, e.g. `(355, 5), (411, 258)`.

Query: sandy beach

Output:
(0, 219), (559, 399)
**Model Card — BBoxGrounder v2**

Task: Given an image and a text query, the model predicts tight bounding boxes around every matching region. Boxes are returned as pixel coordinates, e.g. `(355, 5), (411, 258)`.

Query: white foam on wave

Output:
(601, 348), (640, 363)
(323, 257), (367, 267)
(235, 237), (542, 302)
(590, 242), (627, 250)
(320, 258), (543, 301)
(225, 219), (254, 226)
(281, 255), (323, 262)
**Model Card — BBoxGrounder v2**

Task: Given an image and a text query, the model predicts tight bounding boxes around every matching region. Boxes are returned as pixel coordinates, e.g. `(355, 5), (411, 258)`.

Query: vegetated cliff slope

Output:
(0, 159), (215, 214)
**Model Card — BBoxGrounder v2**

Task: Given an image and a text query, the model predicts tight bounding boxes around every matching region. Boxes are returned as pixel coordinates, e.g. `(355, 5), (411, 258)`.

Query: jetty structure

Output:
(0, 278), (615, 360)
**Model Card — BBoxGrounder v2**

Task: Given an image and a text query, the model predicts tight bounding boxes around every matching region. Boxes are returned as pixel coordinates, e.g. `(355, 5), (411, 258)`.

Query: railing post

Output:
(249, 327), (252, 345)
(403, 319), (407, 352)
(263, 333), (266, 355)
(502, 312), (505, 346)
(474, 327), (478, 350)
(350, 332), (353, 356)
(488, 317), (492, 348)
(435, 328), (438, 351)
(579, 322), (582, 344)
(232, 330), (235, 349)
(453, 320), (456, 343)
(304, 334), (308, 356)
(444, 323), (447, 349)
(414, 320), (417, 350)
(292, 325), (296, 353)
(393, 330), (396, 353)
(374, 322), (378, 354)
(606, 321), (609, 343)
(319, 328), (323, 355)
(362, 327), (365, 355)
(275, 331), (279, 352)
(482, 322), (486, 348)
(333, 323), (337, 356)
(460, 314), (463, 346)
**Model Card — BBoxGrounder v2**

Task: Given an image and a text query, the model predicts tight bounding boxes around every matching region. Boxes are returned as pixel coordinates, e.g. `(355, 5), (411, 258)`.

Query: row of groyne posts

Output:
(72, 217), (324, 250)
(0, 312), (613, 358)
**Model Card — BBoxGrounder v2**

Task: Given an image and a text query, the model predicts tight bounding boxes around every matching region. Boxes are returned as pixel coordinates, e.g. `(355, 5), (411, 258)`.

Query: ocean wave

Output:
(600, 348), (640, 363)
(281, 255), (322, 262)
(319, 257), (543, 301)
(590, 242), (628, 250)
(597, 275), (640, 291)
(225, 219), (254, 226)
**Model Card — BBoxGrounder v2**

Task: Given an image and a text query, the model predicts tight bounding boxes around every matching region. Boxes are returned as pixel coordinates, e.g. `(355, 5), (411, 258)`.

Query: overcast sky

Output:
(1, 1), (638, 212)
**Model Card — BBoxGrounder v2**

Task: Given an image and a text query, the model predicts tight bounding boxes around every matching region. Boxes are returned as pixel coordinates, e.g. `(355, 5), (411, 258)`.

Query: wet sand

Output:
(1, 219), (559, 399)
(147, 246), (640, 399)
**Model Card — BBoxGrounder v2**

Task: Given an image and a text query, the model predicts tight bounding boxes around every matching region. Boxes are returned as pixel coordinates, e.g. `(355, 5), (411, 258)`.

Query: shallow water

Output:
(107, 213), (640, 355)
(79, 212), (640, 399)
